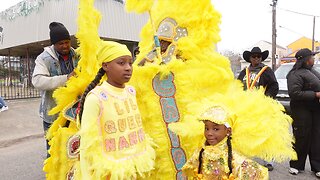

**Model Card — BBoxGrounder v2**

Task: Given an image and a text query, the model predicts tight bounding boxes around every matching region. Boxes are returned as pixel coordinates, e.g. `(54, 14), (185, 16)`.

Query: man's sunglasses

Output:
(251, 55), (261, 59)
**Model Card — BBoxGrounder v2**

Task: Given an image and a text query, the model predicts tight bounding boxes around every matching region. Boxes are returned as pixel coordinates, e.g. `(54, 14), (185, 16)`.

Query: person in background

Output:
(287, 48), (320, 178)
(133, 46), (140, 62)
(0, 96), (8, 112)
(237, 47), (279, 171)
(32, 22), (78, 153)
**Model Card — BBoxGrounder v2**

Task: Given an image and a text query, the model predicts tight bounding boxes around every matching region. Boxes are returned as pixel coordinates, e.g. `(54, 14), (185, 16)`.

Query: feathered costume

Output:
(43, 0), (156, 179)
(170, 92), (297, 179)
(179, 104), (269, 180)
(78, 41), (156, 180)
(43, 0), (296, 179)
(126, 0), (296, 179)
(43, 0), (101, 179)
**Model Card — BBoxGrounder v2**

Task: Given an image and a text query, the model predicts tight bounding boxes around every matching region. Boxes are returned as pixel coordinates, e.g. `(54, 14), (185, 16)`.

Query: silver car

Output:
(275, 62), (320, 114)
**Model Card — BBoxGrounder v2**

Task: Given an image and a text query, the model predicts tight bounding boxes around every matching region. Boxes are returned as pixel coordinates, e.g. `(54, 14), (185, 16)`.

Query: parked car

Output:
(275, 62), (320, 114)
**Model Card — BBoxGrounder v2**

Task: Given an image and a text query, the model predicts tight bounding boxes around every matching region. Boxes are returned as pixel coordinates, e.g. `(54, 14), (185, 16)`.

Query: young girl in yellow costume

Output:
(77, 40), (155, 179)
(125, 0), (295, 179)
(43, 0), (155, 179)
(169, 91), (297, 179)
(184, 105), (268, 179)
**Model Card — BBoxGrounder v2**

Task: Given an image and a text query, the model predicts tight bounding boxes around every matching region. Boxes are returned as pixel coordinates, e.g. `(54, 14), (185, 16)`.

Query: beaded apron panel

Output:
(152, 72), (187, 180)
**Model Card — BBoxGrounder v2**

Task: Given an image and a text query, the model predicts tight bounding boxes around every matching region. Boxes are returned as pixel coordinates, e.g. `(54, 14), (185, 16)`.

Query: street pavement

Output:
(0, 99), (318, 179)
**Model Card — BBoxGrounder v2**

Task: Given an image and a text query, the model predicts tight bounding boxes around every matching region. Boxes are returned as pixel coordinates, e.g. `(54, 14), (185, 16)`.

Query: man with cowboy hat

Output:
(237, 46), (279, 171)
(238, 47), (279, 98)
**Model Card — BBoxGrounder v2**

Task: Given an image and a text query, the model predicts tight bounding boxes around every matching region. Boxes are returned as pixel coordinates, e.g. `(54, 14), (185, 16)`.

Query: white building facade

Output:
(0, 0), (148, 56)
(0, 0), (148, 99)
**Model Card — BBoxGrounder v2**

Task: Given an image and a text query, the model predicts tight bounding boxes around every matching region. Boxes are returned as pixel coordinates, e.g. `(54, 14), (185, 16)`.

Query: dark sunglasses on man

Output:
(251, 54), (261, 59)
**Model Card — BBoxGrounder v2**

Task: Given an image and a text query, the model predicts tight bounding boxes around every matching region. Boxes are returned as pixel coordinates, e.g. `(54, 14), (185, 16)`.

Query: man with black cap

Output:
(237, 47), (279, 171)
(32, 22), (78, 152)
(287, 48), (320, 178)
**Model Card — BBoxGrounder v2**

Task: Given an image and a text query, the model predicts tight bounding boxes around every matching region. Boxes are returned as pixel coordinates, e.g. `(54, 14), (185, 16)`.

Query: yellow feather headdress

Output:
(169, 89), (297, 163)
(135, 0), (222, 66)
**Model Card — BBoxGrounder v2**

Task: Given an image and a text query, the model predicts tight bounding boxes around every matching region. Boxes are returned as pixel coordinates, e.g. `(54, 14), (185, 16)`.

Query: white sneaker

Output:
(316, 172), (320, 178)
(1, 106), (8, 112)
(289, 167), (299, 175)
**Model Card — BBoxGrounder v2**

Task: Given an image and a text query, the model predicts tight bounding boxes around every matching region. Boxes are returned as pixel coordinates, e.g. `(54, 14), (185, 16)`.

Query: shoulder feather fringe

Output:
(125, 0), (155, 14)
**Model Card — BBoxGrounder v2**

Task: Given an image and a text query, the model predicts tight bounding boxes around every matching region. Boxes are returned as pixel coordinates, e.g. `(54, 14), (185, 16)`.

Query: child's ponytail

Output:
(227, 135), (233, 175)
(78, 67), (105, 123)
(198, 148), (205, 174)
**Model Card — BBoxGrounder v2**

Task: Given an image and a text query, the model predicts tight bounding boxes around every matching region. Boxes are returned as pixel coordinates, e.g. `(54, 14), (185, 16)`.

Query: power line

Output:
(278, 25), (307, 37)
(277, 7), (320, 17)
(277, 7), (318, 51)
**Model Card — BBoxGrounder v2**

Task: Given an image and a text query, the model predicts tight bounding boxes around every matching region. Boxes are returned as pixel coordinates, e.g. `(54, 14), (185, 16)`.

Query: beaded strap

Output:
(152, 72), (187, 180)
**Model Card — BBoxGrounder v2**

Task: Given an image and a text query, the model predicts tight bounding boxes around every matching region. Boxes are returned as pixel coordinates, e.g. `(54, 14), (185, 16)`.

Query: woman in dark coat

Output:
(287, 48), (320, 178)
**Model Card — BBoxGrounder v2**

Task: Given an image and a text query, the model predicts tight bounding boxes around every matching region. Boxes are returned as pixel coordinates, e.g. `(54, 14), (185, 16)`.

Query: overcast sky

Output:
(212, 0), (320, 53)
(1, 0), (320, 53)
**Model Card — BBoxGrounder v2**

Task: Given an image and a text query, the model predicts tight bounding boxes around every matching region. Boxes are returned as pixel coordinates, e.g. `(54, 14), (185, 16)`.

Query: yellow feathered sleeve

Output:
(78, 93), (103, 179)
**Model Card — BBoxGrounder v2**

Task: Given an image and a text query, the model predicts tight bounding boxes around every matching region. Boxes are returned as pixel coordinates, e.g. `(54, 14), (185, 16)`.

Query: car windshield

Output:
(275, 63), (320, 79)
(275, 64), (293, 79)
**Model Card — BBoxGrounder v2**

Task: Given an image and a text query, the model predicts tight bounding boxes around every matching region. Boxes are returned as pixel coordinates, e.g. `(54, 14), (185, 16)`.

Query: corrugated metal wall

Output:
(0, 0), (148, 49)
(97, 0), (148, 41)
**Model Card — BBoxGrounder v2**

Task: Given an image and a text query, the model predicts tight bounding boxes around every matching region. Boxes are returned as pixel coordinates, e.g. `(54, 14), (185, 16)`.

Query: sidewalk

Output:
(0, 98), (43, 147)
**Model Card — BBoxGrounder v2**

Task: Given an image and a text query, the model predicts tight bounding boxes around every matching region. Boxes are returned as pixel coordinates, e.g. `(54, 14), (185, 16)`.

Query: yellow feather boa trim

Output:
(43, 121), (79, 180)
(46, 0), (102, 140)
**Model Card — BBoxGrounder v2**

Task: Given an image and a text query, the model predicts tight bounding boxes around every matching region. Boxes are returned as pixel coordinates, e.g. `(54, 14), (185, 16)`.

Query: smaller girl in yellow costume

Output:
(183, 105), (268, 180)
(77, 41), (155, 180)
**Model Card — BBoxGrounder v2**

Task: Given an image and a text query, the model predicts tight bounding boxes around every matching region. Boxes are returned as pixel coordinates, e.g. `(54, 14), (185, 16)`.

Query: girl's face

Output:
(103, 55), (133, 88)
(204, 120), (231, 146)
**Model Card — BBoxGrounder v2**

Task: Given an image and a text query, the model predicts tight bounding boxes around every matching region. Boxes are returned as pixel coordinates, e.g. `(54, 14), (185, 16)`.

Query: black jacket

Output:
(238, 64), (279, 98)
(287, 67), (320, 102)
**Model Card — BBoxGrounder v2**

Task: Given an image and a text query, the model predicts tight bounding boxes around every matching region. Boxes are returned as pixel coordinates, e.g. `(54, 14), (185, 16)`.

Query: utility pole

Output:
(271, 0), (278, 71)
(312, 16), (315, 51)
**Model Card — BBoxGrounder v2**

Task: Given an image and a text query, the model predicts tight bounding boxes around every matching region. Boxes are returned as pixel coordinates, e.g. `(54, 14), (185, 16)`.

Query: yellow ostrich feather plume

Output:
(43, 0), (102, 179)
(46, 0), (101, 139)
(125, 0), (155, 14)
(169, 88), (297, 163)
(135, 0), (221, 66)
